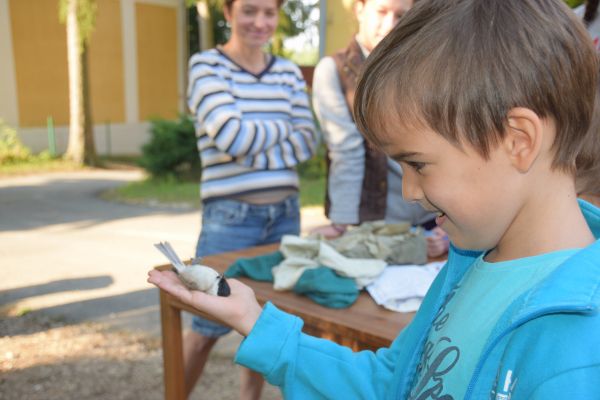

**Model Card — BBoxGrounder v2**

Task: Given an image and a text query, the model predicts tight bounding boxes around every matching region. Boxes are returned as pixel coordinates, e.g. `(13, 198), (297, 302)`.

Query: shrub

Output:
(297, 142), (327, 180)
(0, 119), (32, 164)
(138, 115), (201, 180)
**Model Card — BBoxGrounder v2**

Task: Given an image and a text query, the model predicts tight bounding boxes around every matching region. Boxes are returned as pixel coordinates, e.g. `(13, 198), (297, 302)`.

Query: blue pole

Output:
(319, 0), (327, 60)
(105, 120), (111, 156)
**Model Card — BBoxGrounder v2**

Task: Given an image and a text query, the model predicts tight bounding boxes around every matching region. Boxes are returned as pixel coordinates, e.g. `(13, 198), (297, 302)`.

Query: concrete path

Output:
(0, 169), (328, 342)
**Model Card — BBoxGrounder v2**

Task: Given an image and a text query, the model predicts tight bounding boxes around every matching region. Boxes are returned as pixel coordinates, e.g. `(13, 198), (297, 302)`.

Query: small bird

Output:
(154, 242), (230, 297)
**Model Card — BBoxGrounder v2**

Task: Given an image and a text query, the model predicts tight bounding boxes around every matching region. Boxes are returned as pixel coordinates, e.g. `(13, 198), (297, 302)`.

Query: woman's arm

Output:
(188, 55), (318, 169)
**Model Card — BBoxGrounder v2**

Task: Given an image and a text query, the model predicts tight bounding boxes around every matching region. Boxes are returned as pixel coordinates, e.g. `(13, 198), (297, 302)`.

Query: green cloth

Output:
(225, 251), (359, 308)
(293, 267), (358, 308)
(224, 251), (283, 281)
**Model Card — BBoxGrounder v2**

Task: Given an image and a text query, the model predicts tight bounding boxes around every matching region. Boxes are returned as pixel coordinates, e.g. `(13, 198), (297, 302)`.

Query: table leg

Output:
(159, 290), (186, 400)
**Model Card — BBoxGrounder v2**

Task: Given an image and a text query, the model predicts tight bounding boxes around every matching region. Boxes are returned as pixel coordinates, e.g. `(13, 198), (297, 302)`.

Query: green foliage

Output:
(271, 0), (318, 56)
(58, 0), (97, 52)
(297, 142), (326, 179)
(296, 143), (327, 206)
(138, 115), (201, 180)
(0, 120), (32, 164)
(565, 0), (584, 8)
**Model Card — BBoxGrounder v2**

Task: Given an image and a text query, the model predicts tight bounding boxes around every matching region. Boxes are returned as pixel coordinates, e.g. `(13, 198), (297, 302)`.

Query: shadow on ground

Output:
(0, 276), (113, 306)
(0, 176), (195, 232)
(0, 288), (159, 336)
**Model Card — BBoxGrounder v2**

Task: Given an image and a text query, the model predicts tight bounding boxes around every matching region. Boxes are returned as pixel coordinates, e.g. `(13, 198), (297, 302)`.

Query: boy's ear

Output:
(503, 108), (544, 173)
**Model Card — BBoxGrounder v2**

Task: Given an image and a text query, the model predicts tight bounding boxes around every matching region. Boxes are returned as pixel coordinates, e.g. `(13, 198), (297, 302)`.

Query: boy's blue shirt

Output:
(235, 200), (600, 399)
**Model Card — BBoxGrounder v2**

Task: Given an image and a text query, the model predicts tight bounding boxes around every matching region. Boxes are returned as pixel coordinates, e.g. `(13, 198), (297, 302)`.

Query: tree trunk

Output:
(64, 0), (97, 166)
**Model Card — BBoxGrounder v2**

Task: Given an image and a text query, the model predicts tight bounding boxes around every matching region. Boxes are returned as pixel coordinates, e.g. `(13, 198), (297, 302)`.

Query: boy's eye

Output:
(406, 161), (426, 173)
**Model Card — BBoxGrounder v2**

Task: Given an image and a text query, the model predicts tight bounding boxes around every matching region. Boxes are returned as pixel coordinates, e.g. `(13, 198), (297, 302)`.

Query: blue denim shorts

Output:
(191, 194), (300, 338)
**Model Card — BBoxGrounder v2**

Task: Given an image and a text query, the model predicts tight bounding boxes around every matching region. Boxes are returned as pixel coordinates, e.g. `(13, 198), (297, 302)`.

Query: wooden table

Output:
(157, 243), (416, 399)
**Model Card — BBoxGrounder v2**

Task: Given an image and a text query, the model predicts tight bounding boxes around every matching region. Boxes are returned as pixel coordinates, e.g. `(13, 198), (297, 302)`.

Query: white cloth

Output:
(366, 261), (445, 312)
(273, 235), (387, 290)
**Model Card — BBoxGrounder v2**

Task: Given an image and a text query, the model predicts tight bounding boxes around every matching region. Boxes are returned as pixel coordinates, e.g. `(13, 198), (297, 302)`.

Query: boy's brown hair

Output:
(576, 75), (600, 201)
(354, 0), (598, 173)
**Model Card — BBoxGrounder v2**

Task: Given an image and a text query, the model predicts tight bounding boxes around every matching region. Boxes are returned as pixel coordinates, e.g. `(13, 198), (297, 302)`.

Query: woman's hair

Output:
(224, 0), (285, 10)
(584, 0), (600, 26)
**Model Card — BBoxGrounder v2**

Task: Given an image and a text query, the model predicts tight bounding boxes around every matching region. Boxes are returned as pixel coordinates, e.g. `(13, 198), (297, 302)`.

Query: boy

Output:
(148, 0), (600, 398)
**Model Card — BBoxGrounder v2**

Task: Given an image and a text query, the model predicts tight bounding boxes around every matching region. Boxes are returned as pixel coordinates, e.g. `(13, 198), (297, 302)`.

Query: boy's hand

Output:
(426, 227), (450, 258)
(147, 269), (262, 336)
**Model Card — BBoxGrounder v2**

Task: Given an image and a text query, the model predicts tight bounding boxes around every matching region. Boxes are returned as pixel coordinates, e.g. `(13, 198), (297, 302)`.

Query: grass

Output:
(0, 157), (82, 176)
(0, 153), (326, 208)
(106, 144), (328, 208)
(299, 175), (326, 207)
(102, 177), (201, 208)
(0, 155), (140, 177)
(102, 174), (325, 209)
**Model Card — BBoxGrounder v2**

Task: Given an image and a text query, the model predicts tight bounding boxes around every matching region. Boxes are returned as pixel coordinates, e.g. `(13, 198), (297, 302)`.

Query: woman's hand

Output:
(309, 223), (348, 239)
(147, 269), (263, 336)
(426, 227), (450, 258)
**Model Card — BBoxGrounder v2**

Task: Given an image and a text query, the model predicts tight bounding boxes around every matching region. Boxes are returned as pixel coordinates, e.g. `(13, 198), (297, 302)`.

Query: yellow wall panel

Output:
(10, 0), (69, 126)
(88, 0), (125, 124)
(136, 3), (179, 120)
(325, 0), (357, 56)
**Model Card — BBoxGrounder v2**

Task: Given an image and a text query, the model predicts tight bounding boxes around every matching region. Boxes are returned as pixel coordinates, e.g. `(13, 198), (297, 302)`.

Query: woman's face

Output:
(224, 0), (279, 49)
(355, 0), (413, 52)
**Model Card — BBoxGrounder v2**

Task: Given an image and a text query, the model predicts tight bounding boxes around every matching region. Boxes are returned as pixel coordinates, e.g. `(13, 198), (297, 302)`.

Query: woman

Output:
(185, 0), (319, 398)
(309, 0), (449, 258)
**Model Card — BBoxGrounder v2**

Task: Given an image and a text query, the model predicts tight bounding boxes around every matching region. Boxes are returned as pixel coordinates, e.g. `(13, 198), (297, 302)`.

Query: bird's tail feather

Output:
(154, 241), (186, 272)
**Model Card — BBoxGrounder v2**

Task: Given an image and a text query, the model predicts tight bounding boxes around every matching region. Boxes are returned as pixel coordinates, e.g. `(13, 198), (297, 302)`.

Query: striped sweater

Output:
(187, 49), (319, 202)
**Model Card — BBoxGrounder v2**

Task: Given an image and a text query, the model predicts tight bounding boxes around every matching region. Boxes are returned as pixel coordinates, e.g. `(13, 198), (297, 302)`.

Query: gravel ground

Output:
(0, 312), (282, 400)
(0, 169), (325, 399)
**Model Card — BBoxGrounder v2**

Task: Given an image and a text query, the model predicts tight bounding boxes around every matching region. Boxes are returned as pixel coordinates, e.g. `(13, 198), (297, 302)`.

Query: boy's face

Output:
(355, 0), (413, 52)
(381, 123), (524, 251)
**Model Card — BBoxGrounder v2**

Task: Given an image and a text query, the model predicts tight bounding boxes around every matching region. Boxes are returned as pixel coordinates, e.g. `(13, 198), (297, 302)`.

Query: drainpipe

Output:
(319, 0), (327, 59)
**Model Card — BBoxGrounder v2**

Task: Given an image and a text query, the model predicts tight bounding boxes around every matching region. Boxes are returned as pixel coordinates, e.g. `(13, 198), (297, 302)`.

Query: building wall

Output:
(324, 0), (357, 56)
(9, 0), (70, 126)
(89, 0), (126, 124)
(136, 2), (179, 121)
(0, 0), (185, 155)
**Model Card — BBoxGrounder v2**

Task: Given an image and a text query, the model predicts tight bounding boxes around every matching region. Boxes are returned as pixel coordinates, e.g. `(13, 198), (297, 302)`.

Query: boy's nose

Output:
(402, 171), (424, 202)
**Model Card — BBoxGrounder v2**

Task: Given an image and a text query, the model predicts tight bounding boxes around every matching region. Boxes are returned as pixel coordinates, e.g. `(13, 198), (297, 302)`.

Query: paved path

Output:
(0, 169), (328, 340)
